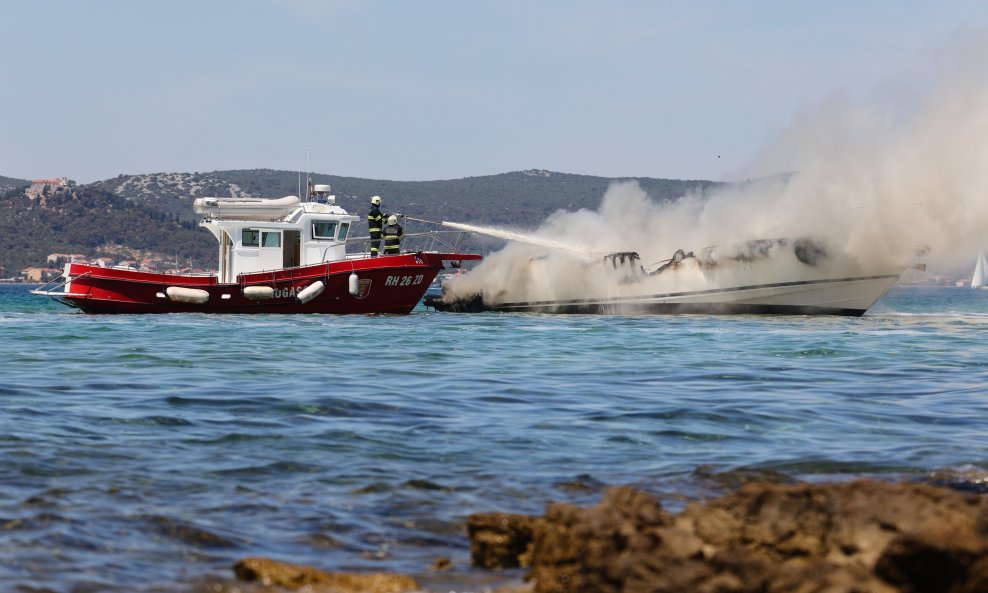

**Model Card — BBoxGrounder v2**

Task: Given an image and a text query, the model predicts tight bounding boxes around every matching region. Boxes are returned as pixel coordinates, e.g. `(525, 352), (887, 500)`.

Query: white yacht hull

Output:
(426, 241), (909, 316)
(481, 274), (900, 316)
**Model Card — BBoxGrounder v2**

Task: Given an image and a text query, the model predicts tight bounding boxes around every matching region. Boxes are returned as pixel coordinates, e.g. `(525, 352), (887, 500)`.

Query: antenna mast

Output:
(306, 153), (312, 202)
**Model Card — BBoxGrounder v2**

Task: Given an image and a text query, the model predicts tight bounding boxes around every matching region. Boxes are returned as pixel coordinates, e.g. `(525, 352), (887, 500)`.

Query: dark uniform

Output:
(368, 203), (384, 257)
(382, 219), (404, 255)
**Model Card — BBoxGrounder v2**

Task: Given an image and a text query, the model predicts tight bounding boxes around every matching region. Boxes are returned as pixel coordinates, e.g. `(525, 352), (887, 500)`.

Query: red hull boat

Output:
(43, 253), (475, 314)
(33, 186), (480, 314)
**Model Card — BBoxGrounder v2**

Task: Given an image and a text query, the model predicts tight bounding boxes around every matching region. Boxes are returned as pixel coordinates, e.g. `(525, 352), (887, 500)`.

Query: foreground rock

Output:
(470, 480), (988, 593)
(468, 512), (542, 569)
(233, 557), (418, 593)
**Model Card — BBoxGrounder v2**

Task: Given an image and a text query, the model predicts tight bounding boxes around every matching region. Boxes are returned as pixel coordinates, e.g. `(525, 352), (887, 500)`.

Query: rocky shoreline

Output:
(194, 475), (987, 593)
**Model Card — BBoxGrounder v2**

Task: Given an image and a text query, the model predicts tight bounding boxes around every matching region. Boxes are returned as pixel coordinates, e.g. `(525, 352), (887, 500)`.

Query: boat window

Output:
(261, 231), (281, 248)
(337, 222), (350, 241)
(312, 221), (338, 240)
(242, 229), (260, 247)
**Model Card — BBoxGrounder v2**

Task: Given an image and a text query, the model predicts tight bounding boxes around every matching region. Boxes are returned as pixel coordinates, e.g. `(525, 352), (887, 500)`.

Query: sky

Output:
(3, 1), (988, 184)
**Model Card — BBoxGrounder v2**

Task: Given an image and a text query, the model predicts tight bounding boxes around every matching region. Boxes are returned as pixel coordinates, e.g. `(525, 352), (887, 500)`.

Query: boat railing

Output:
(29, 272), (93, 306)
(342, 229), (473, 260)
(159, 269), (218, 277)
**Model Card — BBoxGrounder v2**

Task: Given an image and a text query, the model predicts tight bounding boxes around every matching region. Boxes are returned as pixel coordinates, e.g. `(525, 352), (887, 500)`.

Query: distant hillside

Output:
(90, 168), (726, 228)
(86, 171), (254, 224)
(0, 185), (213, 273)
(0, 174), (29, 194)
(3, 168), (724, 274)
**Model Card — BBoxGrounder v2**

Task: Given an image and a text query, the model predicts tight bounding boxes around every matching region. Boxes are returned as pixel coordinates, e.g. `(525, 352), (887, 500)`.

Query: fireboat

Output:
(32, 185), (480, 314)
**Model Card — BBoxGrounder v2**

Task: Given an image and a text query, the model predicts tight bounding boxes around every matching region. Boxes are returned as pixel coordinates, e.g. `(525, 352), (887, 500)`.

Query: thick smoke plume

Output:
(448, 34), (988, 301)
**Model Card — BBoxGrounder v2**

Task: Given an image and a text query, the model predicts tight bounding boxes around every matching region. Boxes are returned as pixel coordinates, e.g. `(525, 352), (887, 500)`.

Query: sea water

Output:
(1, 284), (987, 592)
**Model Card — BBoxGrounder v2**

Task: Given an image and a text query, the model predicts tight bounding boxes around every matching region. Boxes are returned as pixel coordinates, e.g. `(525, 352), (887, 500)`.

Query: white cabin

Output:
(194, 189), (360, 283)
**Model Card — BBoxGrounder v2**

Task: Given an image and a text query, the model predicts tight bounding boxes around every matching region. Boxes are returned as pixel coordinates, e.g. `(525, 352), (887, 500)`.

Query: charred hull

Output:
(426, 295), (868, 316)
(505, 301), (863, 316)
(423, 292), (486, 313)
(427, 240), (916, 317)
(427, 273), (902, 317)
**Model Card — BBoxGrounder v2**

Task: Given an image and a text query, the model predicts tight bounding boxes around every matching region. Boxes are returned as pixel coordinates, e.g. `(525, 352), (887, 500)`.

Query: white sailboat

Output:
(971, 251), (988, 289)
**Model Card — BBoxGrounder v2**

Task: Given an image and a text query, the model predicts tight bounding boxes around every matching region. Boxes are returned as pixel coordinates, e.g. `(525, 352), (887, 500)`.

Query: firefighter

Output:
(382, 214), (404, 255)
(367, 196), (384, 257)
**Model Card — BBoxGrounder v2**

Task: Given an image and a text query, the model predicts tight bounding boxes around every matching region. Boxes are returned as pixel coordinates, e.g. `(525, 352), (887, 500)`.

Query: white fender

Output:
(244, 286), (275, 300)
(297, 281), (325, 304)
(165, 286), (210, 304)
(348, 273), (359, 296)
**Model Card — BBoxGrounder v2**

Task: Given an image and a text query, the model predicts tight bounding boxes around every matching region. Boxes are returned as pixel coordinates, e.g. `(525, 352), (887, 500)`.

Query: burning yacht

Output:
(425, 238), (922, 316)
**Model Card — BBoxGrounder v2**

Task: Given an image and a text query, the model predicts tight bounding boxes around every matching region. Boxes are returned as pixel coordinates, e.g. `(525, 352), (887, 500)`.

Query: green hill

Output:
(2, 168), (723, 274)
(89, 168), (724, 226)
(0, 185), (214, 274)
(0, 175), (29, 194)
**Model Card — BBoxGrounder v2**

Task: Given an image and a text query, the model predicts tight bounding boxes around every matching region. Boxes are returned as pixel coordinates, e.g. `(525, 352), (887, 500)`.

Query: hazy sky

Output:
(3, 1), (987, 183)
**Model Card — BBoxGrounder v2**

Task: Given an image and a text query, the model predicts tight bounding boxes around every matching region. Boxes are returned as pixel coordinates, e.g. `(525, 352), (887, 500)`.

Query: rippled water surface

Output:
(2, 284), (987, 592)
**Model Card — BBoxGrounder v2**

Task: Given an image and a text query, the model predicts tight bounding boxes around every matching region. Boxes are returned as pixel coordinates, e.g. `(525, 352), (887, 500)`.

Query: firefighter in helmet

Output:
(382, 214), (404, 255)
(367, 196), (384, 257)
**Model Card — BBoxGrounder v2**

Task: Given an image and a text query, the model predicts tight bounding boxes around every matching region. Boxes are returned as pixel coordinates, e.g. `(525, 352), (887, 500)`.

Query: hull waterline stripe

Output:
(492, 274), (900, 309)
(492, 302), (867, 316)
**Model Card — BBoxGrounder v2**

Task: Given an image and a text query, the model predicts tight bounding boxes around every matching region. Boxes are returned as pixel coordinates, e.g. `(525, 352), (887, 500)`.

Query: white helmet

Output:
(387, 214), (398, 225)
(371, 195), (382, 206)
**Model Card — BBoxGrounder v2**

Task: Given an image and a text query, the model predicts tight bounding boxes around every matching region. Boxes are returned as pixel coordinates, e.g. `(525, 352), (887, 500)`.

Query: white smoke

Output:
(448, 32), (988, 302)
(706, 33), (988, 269)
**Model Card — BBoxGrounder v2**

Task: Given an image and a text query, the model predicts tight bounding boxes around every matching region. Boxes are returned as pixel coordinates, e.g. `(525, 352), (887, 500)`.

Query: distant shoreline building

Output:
(20, 267), (60, 282)
(26, 177), (69, 198)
